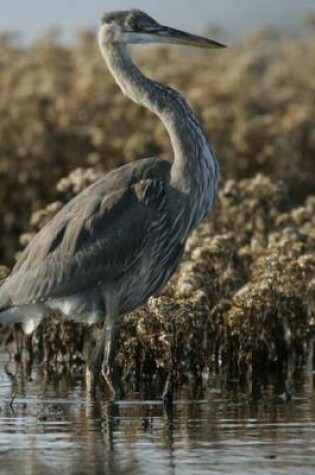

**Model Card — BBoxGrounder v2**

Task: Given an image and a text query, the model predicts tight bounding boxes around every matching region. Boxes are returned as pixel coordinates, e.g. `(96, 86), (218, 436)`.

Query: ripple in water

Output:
(0, 354), (314, 475)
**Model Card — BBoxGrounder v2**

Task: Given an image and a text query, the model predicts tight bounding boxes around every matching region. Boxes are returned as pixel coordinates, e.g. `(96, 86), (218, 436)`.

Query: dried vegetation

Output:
(0, 29), (314, 386)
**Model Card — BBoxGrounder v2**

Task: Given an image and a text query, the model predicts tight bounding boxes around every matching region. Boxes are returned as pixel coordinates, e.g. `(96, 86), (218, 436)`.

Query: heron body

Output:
(0, 10), (224, 396)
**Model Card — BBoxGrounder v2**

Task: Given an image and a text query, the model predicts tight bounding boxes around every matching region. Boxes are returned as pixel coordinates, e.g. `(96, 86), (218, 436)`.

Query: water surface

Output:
(0, 354), (314, 475)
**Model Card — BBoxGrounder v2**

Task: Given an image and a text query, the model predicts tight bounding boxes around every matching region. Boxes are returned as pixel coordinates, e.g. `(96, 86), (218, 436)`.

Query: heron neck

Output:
(100, 41), (219, 195)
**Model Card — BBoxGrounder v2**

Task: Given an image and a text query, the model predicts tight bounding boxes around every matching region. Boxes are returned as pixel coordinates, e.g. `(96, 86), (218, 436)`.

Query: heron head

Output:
(99, 9), (226, 49)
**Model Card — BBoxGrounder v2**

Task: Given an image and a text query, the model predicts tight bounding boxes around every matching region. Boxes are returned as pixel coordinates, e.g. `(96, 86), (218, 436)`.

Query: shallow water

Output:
(0, 354), (314, 475)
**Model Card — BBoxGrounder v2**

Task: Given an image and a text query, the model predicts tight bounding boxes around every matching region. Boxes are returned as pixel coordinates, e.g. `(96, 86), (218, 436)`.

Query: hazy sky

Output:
(1, 0), (315, 42)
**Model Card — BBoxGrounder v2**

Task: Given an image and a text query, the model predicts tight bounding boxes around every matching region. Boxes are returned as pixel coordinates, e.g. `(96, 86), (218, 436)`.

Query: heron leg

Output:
(162, 361), (174, 405)
(86, 326), (106, 392)
(86, 295), (120, 397)
(100, 315), (120, 396)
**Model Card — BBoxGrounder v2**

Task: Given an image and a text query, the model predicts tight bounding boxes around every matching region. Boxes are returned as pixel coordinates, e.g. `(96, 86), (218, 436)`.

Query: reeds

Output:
(0, 28), (314, 383)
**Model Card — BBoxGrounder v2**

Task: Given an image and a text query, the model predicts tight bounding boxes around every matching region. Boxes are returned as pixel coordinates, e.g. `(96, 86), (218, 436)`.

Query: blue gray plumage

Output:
(0, 9), (224, 394)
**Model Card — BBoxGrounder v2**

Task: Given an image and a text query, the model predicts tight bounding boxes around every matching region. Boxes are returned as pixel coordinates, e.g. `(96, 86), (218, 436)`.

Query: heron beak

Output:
(152, 25), (226, 49)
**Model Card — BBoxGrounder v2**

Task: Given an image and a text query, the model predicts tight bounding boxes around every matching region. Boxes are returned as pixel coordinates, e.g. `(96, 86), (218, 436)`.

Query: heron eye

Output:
(130, 20), (141, 31)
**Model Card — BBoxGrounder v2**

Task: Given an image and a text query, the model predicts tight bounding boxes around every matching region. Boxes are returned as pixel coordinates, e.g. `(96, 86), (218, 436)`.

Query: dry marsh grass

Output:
(1, 29), (315, 264)
(0, 28), (314, 384)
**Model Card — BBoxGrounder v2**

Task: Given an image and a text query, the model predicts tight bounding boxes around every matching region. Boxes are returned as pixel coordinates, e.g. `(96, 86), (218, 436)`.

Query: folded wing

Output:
(0, 157), (171, 308)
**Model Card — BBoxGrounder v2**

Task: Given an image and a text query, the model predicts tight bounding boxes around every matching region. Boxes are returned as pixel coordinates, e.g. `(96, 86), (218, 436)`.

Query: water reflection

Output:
(0, 354), (314, 475)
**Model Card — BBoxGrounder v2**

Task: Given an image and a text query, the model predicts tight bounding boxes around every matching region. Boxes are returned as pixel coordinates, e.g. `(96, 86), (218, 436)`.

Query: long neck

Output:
(99, 40), (219, 196)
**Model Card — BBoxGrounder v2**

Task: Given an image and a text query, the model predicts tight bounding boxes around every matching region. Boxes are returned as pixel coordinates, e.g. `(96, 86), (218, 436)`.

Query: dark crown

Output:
(101, 9), (159, 29)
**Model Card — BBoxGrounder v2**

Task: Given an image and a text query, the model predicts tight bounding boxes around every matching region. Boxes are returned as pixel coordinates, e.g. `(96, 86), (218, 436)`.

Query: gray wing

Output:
(1, 157), (171, 307)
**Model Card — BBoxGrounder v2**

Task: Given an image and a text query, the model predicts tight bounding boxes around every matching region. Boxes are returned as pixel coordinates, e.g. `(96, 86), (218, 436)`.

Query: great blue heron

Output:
(0, 9), (225, 398)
